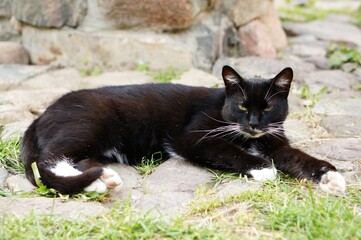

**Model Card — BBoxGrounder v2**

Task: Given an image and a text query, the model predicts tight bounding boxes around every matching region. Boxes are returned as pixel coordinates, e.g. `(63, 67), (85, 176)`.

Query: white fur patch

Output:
(246, 145), (264, 157)
(319, 171), (346, 195)
(225, 73), (239, 84)
(85, 168), (123, 193)
(275, 76), (289, 88)
(103, 148), (128, 164)
(50, 160), (82, 177)
(164, 143), (184, 160)
(249, 167), (277, 182)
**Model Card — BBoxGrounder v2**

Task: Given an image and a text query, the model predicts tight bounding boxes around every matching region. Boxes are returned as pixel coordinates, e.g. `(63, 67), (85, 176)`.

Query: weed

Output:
(134, 152), (163, 175)
(326, 44), (361, 69)
(30, 162), (111, 202)
(298, 86), (328, 107)
(278, 5), (352, 23)
(136, 62), (149, 72)
(80, 58), (102, 77)
(207, 169), (241, 188)
(0, 137), (24, 174)
(150, 66), (184, 83)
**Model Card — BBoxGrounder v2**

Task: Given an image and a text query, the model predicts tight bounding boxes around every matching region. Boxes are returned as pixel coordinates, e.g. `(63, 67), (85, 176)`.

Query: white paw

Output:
(249, 167), (277, 182)
(319, 171), (346, 195)
(100, 168), (123, 189)
(84, 168), (123, 193)
(84, 179), (108, 193)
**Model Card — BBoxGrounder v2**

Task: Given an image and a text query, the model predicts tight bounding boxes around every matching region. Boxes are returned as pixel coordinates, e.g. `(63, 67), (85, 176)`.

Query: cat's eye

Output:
(264, 106), (273, 111)
(238, 105), (247, 111)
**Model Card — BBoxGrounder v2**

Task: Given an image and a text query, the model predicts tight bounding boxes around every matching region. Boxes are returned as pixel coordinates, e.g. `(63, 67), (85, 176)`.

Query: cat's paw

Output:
(100, 168), (123, 189)
(84, 168), (123, 193)
(249, 167), (277, 182)
(84, 179), (108, 193)
(319, 171), (346, 195)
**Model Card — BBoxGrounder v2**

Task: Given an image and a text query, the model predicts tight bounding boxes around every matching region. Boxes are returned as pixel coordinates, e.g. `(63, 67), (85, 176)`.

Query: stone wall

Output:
(0, 0), (287, 71)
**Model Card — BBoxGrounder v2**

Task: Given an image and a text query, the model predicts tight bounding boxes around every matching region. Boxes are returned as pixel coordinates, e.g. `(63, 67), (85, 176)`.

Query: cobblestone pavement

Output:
(0, 13), (360, 219)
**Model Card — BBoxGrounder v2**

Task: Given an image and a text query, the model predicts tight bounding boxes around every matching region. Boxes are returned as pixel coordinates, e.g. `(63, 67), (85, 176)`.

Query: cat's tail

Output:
(20, 120), (103, 194)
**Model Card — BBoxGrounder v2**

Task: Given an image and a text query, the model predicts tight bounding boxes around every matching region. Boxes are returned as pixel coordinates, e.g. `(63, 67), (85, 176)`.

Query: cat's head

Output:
(221, 65), (293, 139)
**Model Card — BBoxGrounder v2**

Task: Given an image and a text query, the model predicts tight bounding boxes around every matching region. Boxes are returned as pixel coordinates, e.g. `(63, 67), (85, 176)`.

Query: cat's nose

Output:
(249, 122), (259, 129)
(249, 115), (259, 129)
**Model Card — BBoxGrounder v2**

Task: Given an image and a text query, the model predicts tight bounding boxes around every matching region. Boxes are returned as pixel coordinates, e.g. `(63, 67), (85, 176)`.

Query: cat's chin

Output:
(243, 130), (265, 139)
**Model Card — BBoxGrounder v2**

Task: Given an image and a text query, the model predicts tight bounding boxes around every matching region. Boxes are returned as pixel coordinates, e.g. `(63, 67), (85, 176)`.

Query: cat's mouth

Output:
(243, 129), (265, 138)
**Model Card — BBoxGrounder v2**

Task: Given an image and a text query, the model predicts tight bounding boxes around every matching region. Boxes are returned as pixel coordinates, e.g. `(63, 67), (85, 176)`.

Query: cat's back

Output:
(42, 83), (224, 121)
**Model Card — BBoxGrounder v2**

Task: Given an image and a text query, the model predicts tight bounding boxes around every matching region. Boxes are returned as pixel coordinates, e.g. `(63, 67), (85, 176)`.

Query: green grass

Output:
(134, 152), (163, 175)
(326, 44), (361, 69)
(278, 5), (353, 23)
(1, 135), (360, 239)
(0, 137), (24, 174)
(150, 66), (184, 83)
(0, 201), (227, 240)
(1, 174), (360, 239)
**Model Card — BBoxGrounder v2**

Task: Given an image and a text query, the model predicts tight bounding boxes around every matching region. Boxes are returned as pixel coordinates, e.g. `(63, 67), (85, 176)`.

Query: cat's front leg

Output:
(172, 137), (277, 182)
(270, 146), (346, 195)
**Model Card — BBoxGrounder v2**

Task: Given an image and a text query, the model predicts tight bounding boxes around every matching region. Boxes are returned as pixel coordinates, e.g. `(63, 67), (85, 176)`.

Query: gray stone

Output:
(322, 116), (361, 138)
(0, 42), (29, 65)
(283, 44), (327, 58)
(283, 17), (361, 48)
(171, 68), (222, 88)
(11, 0), (87, 28)
(19, 68), (83, 91)
(4, 174), (35, 193)
(229, 0), (270, 26)
(0, 18), (20, 42)
(0, 90), (68, 114)
(107, 163), (143, 201)
(0, 197), (108, 219)
(213, 57), (316, 82)
(313, 98), (361, 117)
(190, 13), (219, 70)
(0, 167), (8, 187)
(144, 158), (213, 193)
(288, 34), (318, 44)
(0, 105), (33, 125)
(134, 191), (194, 218)
(1, 121), (32, 141)
(81, 71), (154, 89)
(215, 180), (260, 200)
(293, 138), (361, 176)
(284, 119), (313, 143)
(22, 26), (194, 71)
(0, 64), (52, 90)
(217, 16), (240, 59)
(0, 0), (11, 17)
(238, 19), (276, 58)
(303, 70), (356, 94)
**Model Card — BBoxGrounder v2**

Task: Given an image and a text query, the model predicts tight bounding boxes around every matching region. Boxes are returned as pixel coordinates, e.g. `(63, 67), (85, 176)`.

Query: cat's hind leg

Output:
(75, 159), (123, 193)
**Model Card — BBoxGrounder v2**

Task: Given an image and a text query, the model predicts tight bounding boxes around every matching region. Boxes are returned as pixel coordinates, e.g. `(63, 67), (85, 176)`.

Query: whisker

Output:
(201, 112), (235, 125)
(265, 90), (288, 102)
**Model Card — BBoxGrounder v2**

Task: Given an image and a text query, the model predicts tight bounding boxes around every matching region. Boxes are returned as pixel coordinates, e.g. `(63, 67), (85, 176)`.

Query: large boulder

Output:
(11, 0), (87, 28)
(0, 42), (29, 64)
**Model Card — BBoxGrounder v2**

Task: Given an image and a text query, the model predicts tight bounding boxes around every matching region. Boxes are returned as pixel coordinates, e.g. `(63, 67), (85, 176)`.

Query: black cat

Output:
(21, 66), (345, 195)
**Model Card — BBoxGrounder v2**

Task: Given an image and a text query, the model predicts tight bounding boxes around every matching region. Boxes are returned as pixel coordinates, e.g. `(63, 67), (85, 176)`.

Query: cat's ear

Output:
(272, 67), (293, 93)
(222, 65), (245, 95)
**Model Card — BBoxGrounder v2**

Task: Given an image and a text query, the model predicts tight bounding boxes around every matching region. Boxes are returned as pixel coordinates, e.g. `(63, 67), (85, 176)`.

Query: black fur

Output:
(21, 66), (337, 194)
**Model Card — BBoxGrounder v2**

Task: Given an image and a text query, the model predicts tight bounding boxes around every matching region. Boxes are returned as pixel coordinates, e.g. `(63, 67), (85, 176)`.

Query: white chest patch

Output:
(103, 148), (129, 164)
(163, 143), (184, 160)
(50, 160), (82, 177)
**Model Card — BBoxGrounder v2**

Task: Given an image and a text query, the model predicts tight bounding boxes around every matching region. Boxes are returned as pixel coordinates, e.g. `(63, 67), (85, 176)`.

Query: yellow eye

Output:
(238, 105), (247, 111)
(265, 106), (273, 111)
